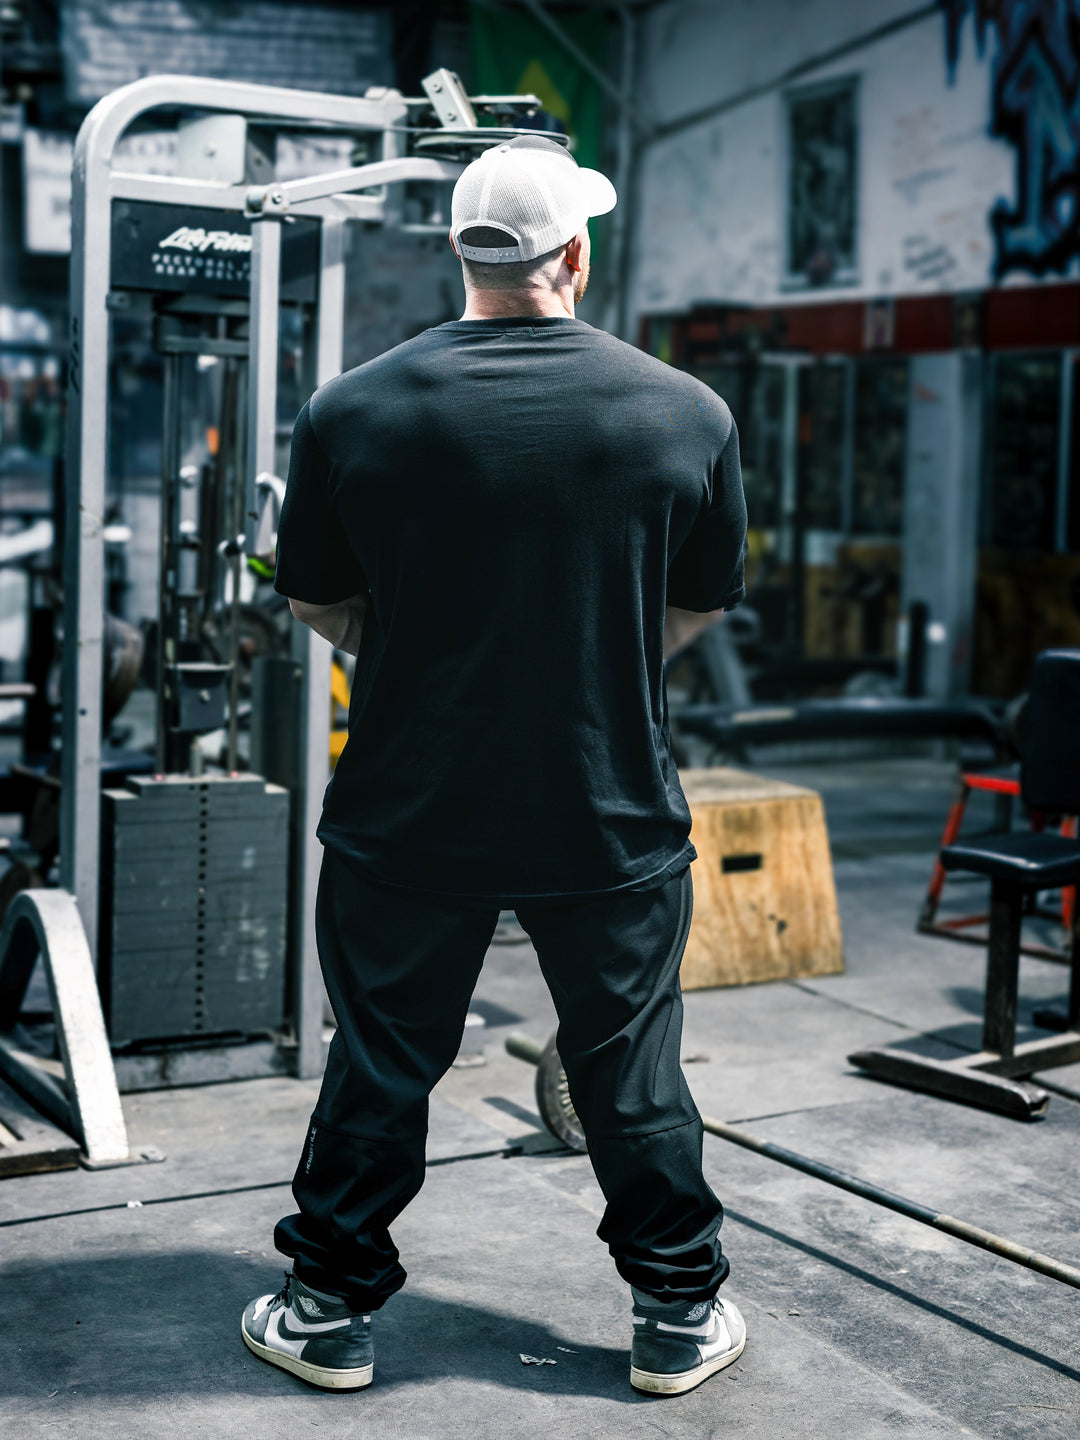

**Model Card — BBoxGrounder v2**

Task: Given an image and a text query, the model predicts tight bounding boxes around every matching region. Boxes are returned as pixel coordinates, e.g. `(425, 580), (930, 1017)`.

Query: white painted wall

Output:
(629, 0), (1015, 317)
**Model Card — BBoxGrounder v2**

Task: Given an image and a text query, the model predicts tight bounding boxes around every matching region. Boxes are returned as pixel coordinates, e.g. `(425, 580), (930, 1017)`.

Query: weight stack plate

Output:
(100, 774), (290, 1046)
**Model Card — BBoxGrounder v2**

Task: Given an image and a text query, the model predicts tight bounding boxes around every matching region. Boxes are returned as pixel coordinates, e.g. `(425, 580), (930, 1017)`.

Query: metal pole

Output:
(62, 105), (110, 963)
(840, 358), (856, 539)
(224, 357), (246, 774)
(505, 1033), (545, 1064)
(287, 215), (345, 1080)
(504, 1033), (1080, 1292)
(606, 4), (636, 340)
(245, 154), (461, 216)
(245, 217), (283, 553)
(377, 94), (408, 231)
(1056, 351), (1073, 553)
(156, 353), (181, 772)
(696, 1111), (1080, 1292)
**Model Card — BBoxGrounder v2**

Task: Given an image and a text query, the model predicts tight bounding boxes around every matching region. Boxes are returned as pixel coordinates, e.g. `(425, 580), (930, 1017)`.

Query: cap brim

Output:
(579, 167), (617, 217)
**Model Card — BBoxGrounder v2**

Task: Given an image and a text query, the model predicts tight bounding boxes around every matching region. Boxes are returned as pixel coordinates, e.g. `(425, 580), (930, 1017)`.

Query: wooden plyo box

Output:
(679, 767), (844, 990)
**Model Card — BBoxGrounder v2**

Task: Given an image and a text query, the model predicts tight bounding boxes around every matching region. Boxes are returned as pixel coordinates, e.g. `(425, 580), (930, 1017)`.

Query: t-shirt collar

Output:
(439, 315), (588, 332)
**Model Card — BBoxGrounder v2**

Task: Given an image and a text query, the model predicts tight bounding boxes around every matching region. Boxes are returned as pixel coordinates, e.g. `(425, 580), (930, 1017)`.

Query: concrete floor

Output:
(3, 756), (1079, 1439)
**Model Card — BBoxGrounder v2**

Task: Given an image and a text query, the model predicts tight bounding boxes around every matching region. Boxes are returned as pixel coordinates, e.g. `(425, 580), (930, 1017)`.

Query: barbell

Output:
(505, 1031), (1080, 1292)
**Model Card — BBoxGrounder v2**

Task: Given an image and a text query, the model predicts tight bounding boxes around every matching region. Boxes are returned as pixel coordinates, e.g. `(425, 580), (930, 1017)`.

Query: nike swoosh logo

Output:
(265, 1308), (309, 1359)
(697, 1323), (734, 1360)
(278, 1309), (353, 1336)
(263, 1306), (353, 1358)
(656, 1317), (717, 1338)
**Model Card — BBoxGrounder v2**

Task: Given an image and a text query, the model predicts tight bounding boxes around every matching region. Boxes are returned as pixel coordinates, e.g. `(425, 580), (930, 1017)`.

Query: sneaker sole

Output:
(241, 1320), (374, 1390)
(630, 1333), (746, 1396)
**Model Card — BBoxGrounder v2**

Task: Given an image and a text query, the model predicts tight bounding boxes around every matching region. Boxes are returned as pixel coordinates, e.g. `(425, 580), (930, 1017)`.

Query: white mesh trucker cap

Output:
(451, 135), (617, 263)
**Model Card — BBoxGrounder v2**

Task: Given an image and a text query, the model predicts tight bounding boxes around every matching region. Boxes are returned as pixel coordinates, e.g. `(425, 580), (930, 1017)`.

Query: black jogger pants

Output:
(274, 847), (728, 1311)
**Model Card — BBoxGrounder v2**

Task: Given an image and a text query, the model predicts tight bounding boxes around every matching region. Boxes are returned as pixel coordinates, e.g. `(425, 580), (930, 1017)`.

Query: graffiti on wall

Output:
(943, 0), (1080, 277)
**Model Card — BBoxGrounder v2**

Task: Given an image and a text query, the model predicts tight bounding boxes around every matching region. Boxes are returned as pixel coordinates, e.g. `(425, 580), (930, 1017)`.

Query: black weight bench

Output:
(677, 695), (1004, 751)
(850, 650), (1080, 1120)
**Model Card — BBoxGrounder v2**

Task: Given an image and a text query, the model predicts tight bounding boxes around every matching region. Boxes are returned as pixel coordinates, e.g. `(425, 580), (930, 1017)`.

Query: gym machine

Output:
(676, 692), (1006, 755)
(0, 69), (557, 1168)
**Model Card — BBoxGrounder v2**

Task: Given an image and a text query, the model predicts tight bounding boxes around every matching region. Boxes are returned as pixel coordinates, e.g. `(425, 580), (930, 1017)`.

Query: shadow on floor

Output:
(941, 985), (1074, 1026)
(3, 1250), (639, 1403)
(726, 1209), (1080, 1386)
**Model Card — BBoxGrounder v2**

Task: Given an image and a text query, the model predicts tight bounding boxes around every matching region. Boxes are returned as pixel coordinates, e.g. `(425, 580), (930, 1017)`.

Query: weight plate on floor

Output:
(103, 613), (145, 725)
(535, 1033), (587, 1153)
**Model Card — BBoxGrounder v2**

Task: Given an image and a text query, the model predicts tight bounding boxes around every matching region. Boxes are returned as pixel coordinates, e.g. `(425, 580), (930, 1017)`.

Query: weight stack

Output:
(99, 774), (290, 1047)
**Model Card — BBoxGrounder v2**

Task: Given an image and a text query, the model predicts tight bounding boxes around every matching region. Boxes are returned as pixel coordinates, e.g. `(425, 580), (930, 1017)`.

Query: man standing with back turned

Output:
(241, 136), (748, 1398)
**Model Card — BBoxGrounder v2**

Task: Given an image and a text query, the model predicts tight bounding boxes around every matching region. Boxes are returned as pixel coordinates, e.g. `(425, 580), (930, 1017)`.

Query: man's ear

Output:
(565, 233), (585, 273)
(449, 230), (461, 259)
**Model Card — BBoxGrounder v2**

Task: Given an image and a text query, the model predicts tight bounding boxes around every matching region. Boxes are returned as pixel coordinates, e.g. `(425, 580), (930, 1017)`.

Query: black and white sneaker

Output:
(241, 1273), (374, 1390)
(630, 1288), (746, 1395)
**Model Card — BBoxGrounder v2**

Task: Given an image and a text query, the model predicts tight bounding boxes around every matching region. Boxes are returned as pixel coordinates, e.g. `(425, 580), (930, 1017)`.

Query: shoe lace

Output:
(277, 1272), (293, 1308)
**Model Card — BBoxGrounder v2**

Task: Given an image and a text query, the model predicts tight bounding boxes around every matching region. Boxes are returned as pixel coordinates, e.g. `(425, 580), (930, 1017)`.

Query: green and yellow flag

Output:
(470, 6), (607, 174)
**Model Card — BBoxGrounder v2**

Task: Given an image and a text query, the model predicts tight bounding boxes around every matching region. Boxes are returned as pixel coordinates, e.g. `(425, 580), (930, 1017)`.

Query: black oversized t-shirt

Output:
(275, 316), (746, 904)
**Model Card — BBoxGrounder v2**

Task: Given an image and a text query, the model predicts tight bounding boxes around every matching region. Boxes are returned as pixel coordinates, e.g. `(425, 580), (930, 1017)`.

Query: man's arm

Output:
(664, 604), (724, 660)
(275, 403), (368, 644)
(665, 411), (747, 650)
(288, 594), (368, 657)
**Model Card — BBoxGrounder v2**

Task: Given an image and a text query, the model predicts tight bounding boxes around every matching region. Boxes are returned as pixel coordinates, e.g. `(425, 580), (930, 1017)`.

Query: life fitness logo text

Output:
(159, 226), (252, 254)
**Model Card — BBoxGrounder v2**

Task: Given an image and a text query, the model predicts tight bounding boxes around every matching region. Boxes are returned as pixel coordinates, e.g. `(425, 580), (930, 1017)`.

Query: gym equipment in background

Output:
(919, 764), (1076, 962)
(99, 775), (289, 1061)
(0, 68), (552, 1167)
(678, 767), (842, 990)
(677, 693), (1005, 755)
(851, 649), (1080, 1119)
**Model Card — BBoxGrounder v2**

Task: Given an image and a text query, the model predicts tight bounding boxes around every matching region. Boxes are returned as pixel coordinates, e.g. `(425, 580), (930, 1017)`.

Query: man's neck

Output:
(460, 287), (575, 321)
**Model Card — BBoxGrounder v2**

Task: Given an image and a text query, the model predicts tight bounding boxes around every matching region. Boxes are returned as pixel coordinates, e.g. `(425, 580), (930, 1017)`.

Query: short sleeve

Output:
(666, 419), (748, 612)
(274, 402), (364, 605)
